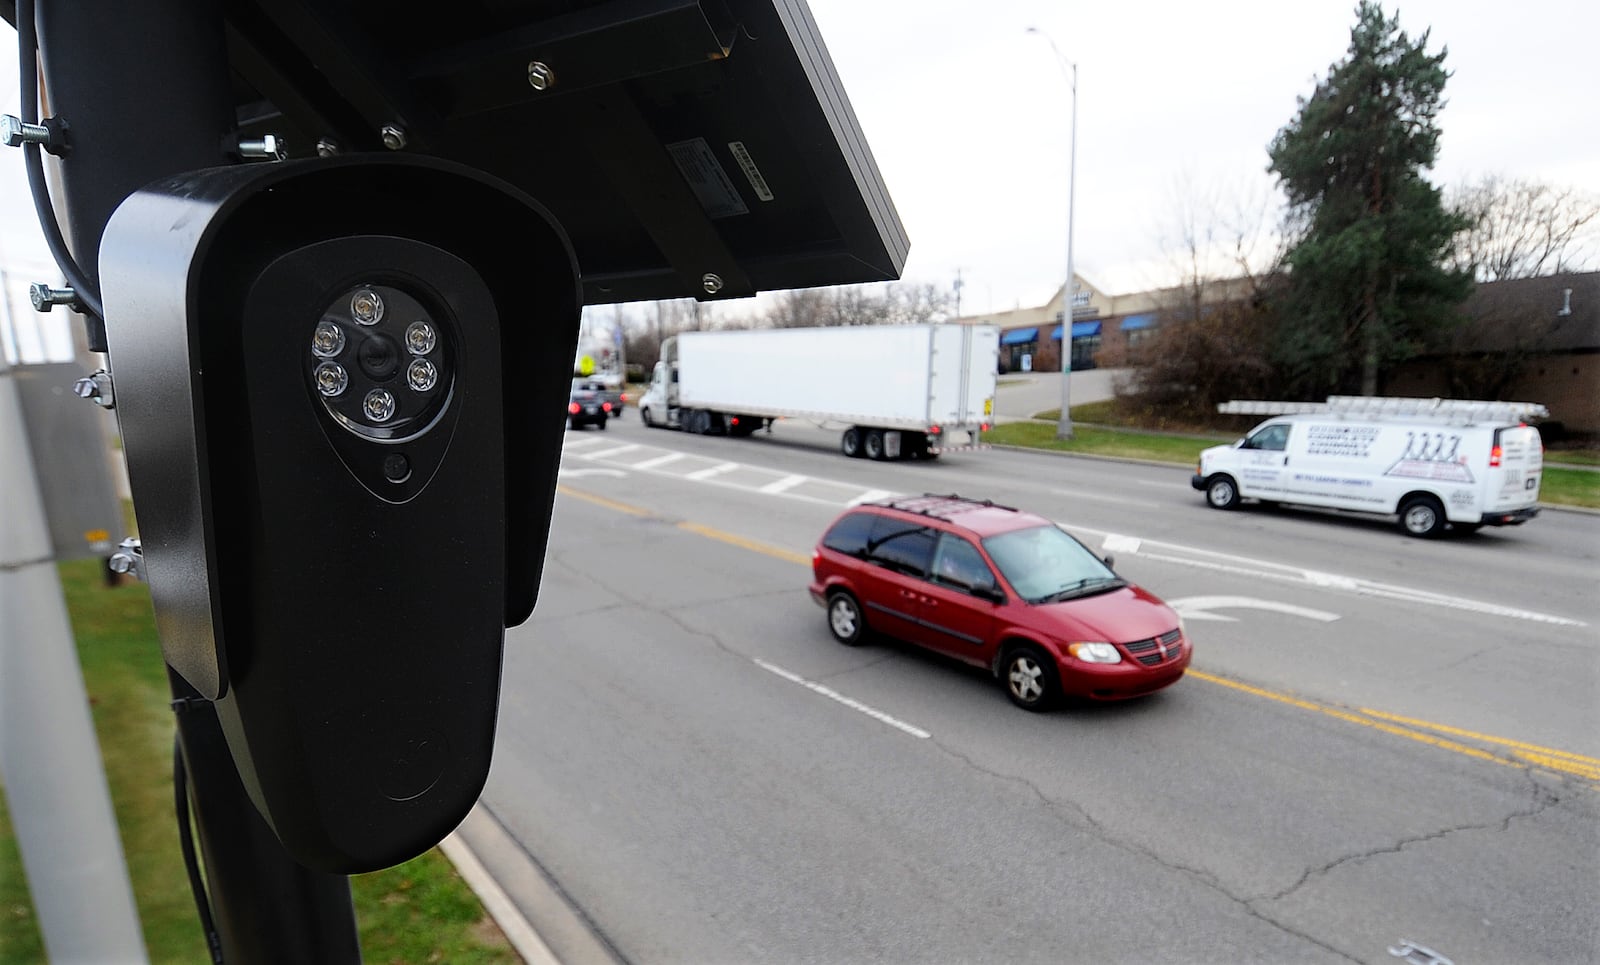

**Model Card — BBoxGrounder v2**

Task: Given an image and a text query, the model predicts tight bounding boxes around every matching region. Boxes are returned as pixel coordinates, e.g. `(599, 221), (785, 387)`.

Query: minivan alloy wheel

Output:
(827, 592), (866, 645)
(1004, 646), (1056, 711)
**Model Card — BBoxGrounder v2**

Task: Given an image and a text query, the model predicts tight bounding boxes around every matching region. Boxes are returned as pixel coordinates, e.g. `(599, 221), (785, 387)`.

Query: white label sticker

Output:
(727, 140), (774, 202)
(665, 138), (749, 219)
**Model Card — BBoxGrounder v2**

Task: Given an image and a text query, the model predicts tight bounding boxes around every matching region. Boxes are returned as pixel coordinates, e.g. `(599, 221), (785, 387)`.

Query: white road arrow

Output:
(1169, 595), (1341, 623)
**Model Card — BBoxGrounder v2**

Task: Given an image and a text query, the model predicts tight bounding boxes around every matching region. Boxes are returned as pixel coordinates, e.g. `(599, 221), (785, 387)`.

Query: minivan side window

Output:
(821, 511), (875, 556)
(866, 516), (937, 577)
(930, 534), (999, 596)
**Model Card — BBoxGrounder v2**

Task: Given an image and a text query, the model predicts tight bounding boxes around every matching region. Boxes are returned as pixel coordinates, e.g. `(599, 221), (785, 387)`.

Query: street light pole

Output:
(1027, 27), (1077, 440)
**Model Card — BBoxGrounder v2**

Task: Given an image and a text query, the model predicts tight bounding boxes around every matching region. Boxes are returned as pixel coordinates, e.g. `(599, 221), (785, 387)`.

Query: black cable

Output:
(174, 734), (226, 965)
(15, 0), (106, 321)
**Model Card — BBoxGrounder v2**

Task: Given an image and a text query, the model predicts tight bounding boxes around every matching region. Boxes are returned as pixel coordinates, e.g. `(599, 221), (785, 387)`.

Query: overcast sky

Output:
(3, 0), (1596, 354)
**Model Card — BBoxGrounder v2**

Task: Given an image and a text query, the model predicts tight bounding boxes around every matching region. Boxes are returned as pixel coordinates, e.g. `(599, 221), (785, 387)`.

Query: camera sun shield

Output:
(100, 155), (580, 872)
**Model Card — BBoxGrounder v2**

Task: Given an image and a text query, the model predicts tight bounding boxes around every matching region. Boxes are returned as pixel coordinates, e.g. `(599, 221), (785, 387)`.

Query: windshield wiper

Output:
(1032, 577), (1126, 604)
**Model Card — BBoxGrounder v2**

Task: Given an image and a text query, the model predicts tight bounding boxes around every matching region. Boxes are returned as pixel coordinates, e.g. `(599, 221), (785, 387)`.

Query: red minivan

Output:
(809, 494), (1190, 711)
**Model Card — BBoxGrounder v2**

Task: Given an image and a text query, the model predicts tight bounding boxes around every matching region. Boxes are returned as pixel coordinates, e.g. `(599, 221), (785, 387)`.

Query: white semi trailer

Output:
(639, 324), (1000, 459)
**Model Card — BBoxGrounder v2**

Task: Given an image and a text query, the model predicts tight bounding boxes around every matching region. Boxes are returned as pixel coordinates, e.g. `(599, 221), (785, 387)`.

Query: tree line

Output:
(600, 3), (1595, 408)
(1101, 1), (1595, 423)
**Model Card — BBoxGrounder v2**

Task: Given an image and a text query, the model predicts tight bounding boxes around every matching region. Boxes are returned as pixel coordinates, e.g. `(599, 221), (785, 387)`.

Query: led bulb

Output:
(407, 358), (438, 392)
(315, 362), (348, 396)
(312, 320), (346, 358)
(405, 320), (436, 355)
(363, 388), (396, 422)
(351, 288), (384, 326)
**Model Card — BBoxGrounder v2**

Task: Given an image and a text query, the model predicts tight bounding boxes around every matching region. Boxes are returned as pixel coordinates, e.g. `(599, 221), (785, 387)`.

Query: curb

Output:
(441, 804), (624, 965)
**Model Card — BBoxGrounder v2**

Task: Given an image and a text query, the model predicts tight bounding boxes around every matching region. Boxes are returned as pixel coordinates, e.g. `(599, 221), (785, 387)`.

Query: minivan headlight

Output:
(1067, 642), (1122, 664)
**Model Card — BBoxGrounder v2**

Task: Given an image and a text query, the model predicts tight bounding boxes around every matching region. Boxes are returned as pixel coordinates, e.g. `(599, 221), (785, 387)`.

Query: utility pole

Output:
(1, 329), (147, 964)
(1027, 26), (1078, 440)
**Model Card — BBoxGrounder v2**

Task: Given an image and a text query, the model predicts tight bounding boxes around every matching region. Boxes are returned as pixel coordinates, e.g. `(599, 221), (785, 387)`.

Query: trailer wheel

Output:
(1399, 495), (1446, 538)
(841, 427), (864, 458)
(864, 429), (886, 460)
(1205, 475), (1241, 510)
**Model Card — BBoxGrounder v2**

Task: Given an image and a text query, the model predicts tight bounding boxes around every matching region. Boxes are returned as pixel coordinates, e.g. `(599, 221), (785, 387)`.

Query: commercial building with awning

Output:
(999, 327), (1039, 345)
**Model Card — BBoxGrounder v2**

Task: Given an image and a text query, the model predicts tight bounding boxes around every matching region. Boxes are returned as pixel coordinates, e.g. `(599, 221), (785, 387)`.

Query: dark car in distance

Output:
(809, 494), (1190, 711)
(568, 379), (611, 430)
(574, 376), (627, 418)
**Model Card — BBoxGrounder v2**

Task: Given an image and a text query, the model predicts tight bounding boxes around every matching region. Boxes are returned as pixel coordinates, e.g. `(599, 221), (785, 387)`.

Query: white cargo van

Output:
(1191, 397), (1546, 537)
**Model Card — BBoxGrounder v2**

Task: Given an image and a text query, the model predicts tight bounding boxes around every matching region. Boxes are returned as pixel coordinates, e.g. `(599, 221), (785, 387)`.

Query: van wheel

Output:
(1003, 645), (1059, 712)
(826, 591), (867, 645)
(1205, 475), (1241, 510)
(1399, 495), (1446, 538)
(841, 427), (863, 457)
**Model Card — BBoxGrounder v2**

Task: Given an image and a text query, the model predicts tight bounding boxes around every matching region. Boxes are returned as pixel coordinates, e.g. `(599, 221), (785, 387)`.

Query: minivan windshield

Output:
(981, 524), (1124, 604)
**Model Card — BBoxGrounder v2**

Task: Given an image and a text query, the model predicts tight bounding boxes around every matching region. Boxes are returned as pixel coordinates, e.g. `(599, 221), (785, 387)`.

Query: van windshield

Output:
(982, 524), (1123, 604)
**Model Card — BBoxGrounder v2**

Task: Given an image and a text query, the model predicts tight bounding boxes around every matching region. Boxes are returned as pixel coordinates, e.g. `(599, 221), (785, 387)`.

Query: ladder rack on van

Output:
(1217, 396), (1549, 424)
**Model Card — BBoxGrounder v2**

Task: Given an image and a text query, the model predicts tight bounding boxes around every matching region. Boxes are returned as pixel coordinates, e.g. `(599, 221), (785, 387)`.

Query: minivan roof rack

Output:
(1217, 396), (1549, 424)
(878, 493), (1019, 519)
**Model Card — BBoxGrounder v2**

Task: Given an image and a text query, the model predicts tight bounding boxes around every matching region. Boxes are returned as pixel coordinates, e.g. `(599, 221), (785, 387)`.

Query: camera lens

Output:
(358, 333), (402, 380)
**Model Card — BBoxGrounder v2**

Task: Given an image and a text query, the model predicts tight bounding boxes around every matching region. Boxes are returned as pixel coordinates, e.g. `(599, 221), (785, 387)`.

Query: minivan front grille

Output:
(1124, 628), (1183, 666)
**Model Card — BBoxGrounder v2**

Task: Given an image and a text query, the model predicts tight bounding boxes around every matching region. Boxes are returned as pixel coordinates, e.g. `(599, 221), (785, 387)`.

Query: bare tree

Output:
(1449, 175), (1600, 281)
(1103, 172), (1288, 422)
(884, 282), (951, 325)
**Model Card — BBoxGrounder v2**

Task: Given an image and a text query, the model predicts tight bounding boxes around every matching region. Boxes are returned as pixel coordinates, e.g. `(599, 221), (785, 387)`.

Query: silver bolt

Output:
(380, 124), (407, 150)
(316, 137), (341, 157)
(108, 537), (144, 581)
(527, 61), (556, 91)
(29, 283), (77, 312)
(72, 369), (115, 408)
(702, 273), (724, 294)
(237, 134), (286, 160)
(0, 114), (51, 147)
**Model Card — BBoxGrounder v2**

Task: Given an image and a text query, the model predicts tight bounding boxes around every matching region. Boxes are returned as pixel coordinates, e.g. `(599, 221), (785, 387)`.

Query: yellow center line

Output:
(555, 485), (652, 517)
(1190, 670), (1598, 784)
(560, 482), (1598, 785)
(676, 521), (814, 566)
(1355, 708), (1600, 767)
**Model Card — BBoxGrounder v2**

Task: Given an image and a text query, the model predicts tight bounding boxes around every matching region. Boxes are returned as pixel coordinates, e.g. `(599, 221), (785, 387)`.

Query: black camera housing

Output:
(101, 155), (579, 872)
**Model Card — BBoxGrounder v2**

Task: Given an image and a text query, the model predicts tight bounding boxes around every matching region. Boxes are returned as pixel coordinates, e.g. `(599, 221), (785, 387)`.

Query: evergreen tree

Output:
(1267, 1), (1472, 396)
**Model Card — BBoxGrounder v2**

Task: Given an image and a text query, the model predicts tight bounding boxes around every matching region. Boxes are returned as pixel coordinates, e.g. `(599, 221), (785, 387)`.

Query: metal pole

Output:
(1061, 62), (1077, 441)
(24, 2), (361, 959)
(1026, 27), (1077, 440)
(0, 347), (148, 964)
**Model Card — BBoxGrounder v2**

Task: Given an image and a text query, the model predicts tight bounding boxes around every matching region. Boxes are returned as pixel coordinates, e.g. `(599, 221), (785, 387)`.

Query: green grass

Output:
(986, 406), (1599, 510)
(1541, 467), (1600, 509)
(1546, 448), (1600, 468)
(982, 419), (1226, 466)
(0, 559), (517, 964)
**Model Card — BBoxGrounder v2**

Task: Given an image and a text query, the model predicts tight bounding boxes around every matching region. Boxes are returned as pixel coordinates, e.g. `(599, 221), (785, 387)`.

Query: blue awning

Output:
(1000, 327), (1039, 345)
(1050, 321), (1104, 340)
(1119, 313), (1157, 331)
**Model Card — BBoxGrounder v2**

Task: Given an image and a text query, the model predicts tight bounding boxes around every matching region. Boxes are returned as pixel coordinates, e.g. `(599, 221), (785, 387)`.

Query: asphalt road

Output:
(476, 415), (1600, 965)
